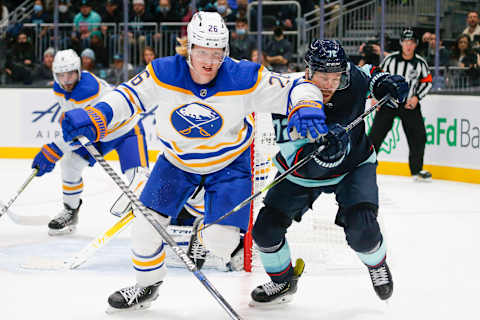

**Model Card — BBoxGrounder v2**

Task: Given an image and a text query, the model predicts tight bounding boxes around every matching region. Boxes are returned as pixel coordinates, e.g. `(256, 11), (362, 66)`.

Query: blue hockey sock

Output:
(259, 239), (294, 283)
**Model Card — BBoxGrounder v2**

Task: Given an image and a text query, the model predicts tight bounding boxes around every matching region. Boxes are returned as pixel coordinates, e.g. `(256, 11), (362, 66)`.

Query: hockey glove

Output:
(32, 143), (64, 176)
(371, 73), (409, 109)
(316, 124), (350, 165)
(73, 146), (97, 167)
(287, 104), (328, 141)
(61, 102), (113, 143)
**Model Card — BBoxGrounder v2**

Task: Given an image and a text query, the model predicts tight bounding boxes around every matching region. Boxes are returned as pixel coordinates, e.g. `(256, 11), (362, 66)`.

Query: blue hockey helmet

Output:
(304, 39), (350, 90)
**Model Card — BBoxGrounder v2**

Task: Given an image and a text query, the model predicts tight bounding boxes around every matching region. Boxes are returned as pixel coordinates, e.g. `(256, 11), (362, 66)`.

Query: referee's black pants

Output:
(368, 103), (427, 175)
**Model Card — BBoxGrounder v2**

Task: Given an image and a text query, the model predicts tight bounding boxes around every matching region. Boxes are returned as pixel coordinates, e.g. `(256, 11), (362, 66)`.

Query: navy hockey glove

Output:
(287, 103), (328, 141)
(32, 143), (64, 176)
(317, 124), (350, 164)
(61, 103), (113, 143)
(371, 73), (409, 109)
(73, 146), (97, 167)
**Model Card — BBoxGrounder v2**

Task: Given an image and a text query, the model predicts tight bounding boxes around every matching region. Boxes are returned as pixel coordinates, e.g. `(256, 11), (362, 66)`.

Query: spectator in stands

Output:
(0, 0), (9, 29)
(33, 47), (55, 86)
(106, 53), (134, 86)
(4, 32), (36, 84)
(29, 0), (51, 24)
(127, 0), (156, 64)
(215, 0), (236, 23)
(81, 48), (97, 74)
(449, 34), (480, 68)
(463, 11), (480, 49)
(135, 46), (156, 74)
(230, 17), (255, 60)
(417, 31), (432, 57)
(100, 0), (122, 24)
(89, 30), (109, 69)
(358, 34), (394, 66)
(251, 48), (273, 71)
(57, 0), (75, 23)
(264, 26), (292, 72)
(73, 0), (102, 37)
(423, 33), (450, 67)
(235, 0), (248, 21)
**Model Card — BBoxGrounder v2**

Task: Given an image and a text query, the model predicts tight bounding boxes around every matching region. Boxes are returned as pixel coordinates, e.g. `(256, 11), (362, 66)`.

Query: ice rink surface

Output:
(1, 159), (479, 320)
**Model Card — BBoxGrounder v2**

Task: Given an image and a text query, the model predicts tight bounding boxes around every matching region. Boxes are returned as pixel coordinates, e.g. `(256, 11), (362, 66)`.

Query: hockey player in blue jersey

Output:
(58, 11), (331, 312)
(31, 49), (149, 235)
(249, 40), (409, 306)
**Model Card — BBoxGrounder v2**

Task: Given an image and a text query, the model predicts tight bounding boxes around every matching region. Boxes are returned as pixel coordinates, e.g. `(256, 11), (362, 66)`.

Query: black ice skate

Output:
(367, 259), (393, 300)
(249, 258), (305, 307)
(413, 170), (432, 182)
(187, 217), (207, 270)
(107, 281), (162, 313)
(48, 200), (82, 236)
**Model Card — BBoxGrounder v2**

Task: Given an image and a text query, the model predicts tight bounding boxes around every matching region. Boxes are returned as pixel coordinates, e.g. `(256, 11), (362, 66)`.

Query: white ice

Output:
(1, 159), (479, 320)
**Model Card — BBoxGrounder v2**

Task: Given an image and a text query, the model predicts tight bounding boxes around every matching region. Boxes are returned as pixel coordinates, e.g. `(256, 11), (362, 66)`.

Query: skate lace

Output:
(262, 281), (287, 296)
(52, 208), (75, 224)
(369, 265), (390, 286)
(119, 285), (147, 306)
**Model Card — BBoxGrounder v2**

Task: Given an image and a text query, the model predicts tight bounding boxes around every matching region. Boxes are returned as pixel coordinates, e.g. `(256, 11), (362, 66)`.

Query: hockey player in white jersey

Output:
(31, 49), (149, 235)
(59, 11), (329, 312)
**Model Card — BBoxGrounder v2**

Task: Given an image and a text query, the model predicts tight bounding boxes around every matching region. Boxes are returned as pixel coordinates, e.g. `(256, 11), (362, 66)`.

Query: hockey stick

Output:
(0, 168), (51, 226)
(21, 210), (135, 270)
(76, 136), (242, 320)
(200, 95), (393, 231)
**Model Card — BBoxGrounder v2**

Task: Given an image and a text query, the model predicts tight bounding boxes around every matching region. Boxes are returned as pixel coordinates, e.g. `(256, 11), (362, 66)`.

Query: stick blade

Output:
(20, 256), (74, 271)
(0, 200), (51, 226)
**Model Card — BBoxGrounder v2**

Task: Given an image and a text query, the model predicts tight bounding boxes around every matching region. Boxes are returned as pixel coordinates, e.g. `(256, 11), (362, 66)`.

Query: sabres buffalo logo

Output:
(171, 102), (223, 138)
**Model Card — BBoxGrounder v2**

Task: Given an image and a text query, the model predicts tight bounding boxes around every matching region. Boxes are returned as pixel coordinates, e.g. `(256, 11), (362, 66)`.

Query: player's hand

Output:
(32, 143), (63, 176)
(61, 104), (112, 143)
(287, 106), (328, 141)
(316, 124), (350, 164)
(405, 96), (419, 110)
(372, 74), (409, 109)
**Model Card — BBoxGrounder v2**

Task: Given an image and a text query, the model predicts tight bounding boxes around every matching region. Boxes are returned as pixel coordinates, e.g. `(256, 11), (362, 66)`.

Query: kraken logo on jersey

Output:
(171, 102), (223, 138)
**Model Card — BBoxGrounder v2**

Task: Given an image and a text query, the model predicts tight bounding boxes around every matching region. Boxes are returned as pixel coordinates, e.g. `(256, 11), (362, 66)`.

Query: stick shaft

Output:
(0, 168), (38, 217)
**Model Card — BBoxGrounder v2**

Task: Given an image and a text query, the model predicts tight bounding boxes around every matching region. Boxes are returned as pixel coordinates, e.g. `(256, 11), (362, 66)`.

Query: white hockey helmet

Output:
(52, 49), (81, 89)
(187, 11), (229, 64)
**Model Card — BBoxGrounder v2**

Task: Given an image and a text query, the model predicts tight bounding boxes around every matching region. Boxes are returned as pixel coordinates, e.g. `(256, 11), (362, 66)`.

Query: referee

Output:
(369, 28), (433, 181)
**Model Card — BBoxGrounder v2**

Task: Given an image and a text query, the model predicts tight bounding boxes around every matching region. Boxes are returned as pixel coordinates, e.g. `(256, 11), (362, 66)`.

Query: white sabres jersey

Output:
(99, 55), (323, 174)
(53, 71), (141, 149)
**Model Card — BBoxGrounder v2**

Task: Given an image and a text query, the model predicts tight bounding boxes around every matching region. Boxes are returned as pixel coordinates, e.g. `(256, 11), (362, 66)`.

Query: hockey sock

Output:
(258, 239), (294, 283)
(132, 242), (167, 287)
(356, 240), (387, 267)
(62, 178), (83, 209)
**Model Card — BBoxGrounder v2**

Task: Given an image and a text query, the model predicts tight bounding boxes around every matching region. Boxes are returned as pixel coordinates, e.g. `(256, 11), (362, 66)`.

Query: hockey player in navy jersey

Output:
(249, 40), (409, 306)
(31, 49), (149, 235)
(58, 11), (332, 312)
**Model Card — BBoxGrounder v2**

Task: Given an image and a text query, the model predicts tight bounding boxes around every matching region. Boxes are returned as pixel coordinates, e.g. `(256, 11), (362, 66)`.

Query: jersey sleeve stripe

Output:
(113, 88), (136, 117)
(121, 83), (146, 112)
(133, 124), (148, 168)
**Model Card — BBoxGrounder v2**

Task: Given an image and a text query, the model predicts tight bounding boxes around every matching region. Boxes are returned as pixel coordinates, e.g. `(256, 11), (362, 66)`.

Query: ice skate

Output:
(48, 200), (82, 236)
(367, 259), (393, 300)
(413, 170), (432, 182)
(107, 281), (162, 313)
(187, 217), (207, 269)
(249, 258), (305, 307)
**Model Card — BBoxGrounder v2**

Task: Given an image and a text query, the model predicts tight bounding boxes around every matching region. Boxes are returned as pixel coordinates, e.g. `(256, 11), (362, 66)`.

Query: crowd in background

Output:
(1, 1), (480, 88)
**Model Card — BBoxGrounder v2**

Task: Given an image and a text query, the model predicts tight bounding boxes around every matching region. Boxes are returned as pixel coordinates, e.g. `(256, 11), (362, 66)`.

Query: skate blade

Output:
(20, 256), (75, 270)
(48, 225), (77, 236)
(248, 295), (294, 308)
(106, 301), (153, 314)
(413, 176), (432, 183)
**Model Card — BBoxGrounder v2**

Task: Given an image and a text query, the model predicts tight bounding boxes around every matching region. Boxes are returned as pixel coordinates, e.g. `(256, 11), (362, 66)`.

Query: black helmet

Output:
(400, 28), (416, 42)
(304, 39), (350, 90)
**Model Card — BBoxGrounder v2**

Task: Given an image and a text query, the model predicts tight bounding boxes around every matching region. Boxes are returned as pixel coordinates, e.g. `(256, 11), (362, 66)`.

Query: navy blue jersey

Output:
(272, 64), (377, 187)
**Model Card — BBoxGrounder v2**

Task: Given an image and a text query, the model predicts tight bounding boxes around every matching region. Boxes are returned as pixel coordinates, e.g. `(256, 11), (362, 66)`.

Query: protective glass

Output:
(311, 70), (350, 91)
(190, 48), (225, 65)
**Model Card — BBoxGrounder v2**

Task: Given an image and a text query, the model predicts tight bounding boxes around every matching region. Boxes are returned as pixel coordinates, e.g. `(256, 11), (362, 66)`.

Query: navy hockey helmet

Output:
(400, 28), (417, 43)
(304, 39), (350, 90)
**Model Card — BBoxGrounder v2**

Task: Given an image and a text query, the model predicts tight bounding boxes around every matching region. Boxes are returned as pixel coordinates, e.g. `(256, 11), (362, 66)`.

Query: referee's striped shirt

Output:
(380, 51), (433, 100)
